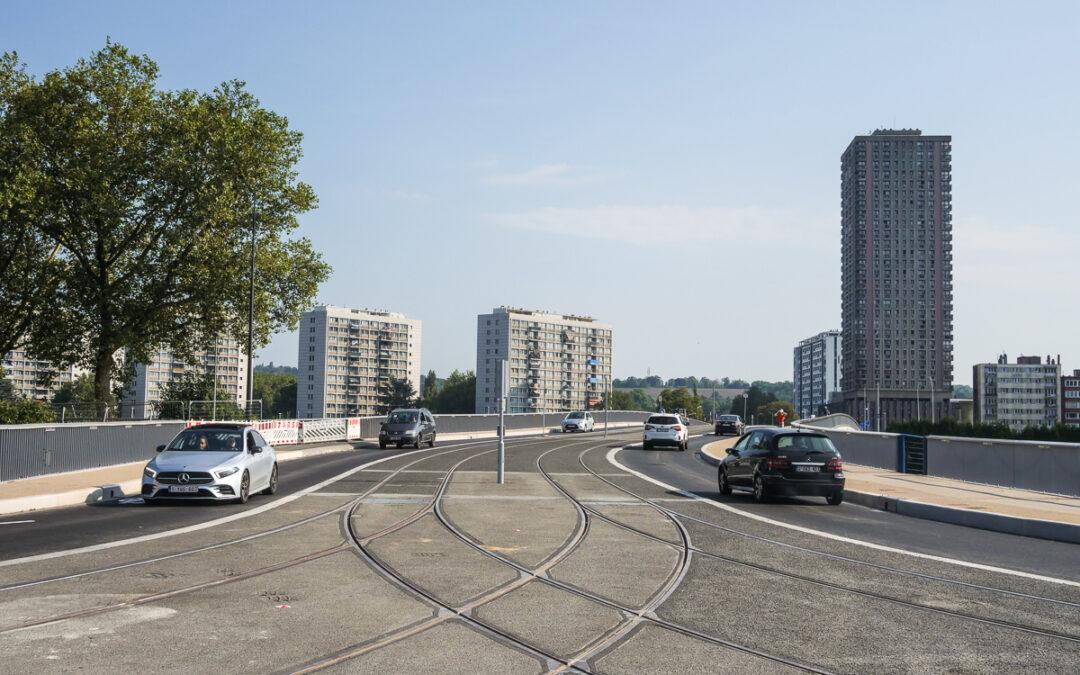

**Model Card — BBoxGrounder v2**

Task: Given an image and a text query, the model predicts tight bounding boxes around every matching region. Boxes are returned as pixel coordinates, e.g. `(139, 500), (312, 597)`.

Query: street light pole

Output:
(246, 216), (256, 419)
(742, 392), (748, 424)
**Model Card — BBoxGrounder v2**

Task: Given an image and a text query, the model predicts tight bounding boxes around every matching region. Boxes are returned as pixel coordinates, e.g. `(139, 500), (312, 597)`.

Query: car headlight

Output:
(144, 466), (157, 478)
(216, 467), (240, 478)
(403, 430), (416, 435)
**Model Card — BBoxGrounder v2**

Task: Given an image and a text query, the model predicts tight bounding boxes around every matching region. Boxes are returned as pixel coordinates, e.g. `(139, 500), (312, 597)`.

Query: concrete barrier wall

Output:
(929, 436), (1080, 497)
(0, 411), (654, 482)
(796, 421), (1080, 496)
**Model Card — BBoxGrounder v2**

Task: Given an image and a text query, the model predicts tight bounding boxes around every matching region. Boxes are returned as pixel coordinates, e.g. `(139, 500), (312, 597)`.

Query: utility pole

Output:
(246, 215), (256, 420)
(604, 377), (610, 439)
(497, 359), (507, 484)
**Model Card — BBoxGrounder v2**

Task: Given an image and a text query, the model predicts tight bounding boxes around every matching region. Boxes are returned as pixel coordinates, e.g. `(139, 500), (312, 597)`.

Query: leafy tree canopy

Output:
(379, 377), (417, 414)
(1, 42), (330, 409)
(429, 370), (475, 414)
(252, 370), (296, 418)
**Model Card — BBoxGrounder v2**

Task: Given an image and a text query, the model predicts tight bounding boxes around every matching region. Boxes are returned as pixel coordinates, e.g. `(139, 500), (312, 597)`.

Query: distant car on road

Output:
(717, 428), (845, 505)
(380, 408), (436, 449)
(714, 414), (744, 436)
(142, 423), (278, 505)
(562, 411), (595, 432)
(643, 413), (688, 451)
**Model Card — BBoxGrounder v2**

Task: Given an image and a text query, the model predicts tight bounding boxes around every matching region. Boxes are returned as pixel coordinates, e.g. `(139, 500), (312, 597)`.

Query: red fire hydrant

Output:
(775, 409), (787, 427)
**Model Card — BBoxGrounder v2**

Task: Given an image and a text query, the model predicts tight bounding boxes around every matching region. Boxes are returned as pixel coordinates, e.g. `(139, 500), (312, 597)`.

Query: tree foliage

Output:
(156, 371), (244, 420)
(887, 418), (1080, 443)
(755, 400), (799, 424)
(659, 387), (704, 420)
(51, 373), (96, 405)
(379, 377), (417, 414)
(0, 42), (329, 408)
(428, 370), (475, 414)
(0, 398), (54, 424)
(252, 371), (296, 418)
(420, 369), (438, 407)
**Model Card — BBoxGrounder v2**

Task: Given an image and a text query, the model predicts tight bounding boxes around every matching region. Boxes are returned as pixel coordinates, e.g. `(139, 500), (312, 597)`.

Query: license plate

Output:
(169, 485), (199, 493)
(795, 466), (819, 473)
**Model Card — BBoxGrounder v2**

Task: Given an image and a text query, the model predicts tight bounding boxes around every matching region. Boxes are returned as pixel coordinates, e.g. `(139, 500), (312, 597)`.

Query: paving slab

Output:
(366, 514), (518, 606)
(550, 519), (680, 609)
(443, 471), (578, 568)
(588, 503), (681, 543)
(0, 550), (435, 673)
(473, 580), (624, 660)
(593, 623), (802, 674)
(324, 619), (545, 674)
(0, 493), (356, 586)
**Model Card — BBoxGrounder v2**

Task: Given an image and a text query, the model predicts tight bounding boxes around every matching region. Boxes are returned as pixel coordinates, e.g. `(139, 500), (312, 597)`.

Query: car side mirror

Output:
(726, 448), (738, 456)
(156, 444), (165, 453)
(250, 445), (262, 454)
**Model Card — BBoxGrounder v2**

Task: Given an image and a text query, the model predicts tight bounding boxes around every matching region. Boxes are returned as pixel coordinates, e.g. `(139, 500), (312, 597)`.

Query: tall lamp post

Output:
(246, 217), (256, 420)
(742, 392), (749, 423)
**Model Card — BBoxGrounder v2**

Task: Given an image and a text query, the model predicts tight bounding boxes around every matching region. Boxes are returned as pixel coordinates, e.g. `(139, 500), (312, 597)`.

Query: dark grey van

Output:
(379, 408), (436, 449)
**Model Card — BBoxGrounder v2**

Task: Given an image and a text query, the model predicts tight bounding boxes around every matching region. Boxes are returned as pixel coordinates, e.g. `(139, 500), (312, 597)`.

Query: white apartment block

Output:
(475, 307), (613, 414)
(1, 349), (83, 400)
(122, 339), (248, 419)
(973, 354), (1062, 431)
(297, 305), (421, 418)
(793, 330), (842, 419)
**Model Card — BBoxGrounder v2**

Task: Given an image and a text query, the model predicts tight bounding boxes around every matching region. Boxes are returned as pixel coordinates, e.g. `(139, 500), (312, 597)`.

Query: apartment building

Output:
(1, 349), (83, 400)
(973, 354), (1062, 430)
(475, 307), (613, 414)
(297, 305), (421, 418)
(793, 330), (842, 419)
(1063, 369), (1080, 427)
(122, 339), (248, 418)
(838, 129), (954, 427)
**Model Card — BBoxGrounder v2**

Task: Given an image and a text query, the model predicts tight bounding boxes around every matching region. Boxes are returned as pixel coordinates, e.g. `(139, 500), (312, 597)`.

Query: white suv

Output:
(643, 414), (688, 451)
(562, 411), (595, 432)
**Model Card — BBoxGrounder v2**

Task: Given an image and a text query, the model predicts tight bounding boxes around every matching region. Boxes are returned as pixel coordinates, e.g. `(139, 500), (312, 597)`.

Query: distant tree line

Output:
(888, 418), (1080, 443)
(375, 370), (477, 415)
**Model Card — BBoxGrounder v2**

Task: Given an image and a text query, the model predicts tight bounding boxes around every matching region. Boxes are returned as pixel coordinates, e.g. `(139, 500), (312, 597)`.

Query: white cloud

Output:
(488, 204), (833, 247)
(483, 163), (600, 187)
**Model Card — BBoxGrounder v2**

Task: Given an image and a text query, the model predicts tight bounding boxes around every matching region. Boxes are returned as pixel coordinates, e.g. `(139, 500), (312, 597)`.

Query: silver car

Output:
(142, 423), (278, 504)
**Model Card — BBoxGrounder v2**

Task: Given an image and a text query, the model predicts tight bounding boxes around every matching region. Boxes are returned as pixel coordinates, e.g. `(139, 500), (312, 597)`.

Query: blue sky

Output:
(5, 1), (1079, 384)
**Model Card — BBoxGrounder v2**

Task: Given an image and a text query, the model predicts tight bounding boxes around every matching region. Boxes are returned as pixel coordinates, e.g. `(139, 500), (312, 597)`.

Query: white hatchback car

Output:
(142, 423), (278, 504)
(562, 411), (595, 432)
(643, 413), (689, 451)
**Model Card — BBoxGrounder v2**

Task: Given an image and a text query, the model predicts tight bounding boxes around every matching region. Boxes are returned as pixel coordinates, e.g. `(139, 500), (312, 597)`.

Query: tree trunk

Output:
(94, 349), (113, 419)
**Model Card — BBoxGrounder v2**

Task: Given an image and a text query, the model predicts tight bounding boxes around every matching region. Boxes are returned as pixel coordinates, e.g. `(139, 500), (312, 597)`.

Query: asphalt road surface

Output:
(1, 428), (1077, 673)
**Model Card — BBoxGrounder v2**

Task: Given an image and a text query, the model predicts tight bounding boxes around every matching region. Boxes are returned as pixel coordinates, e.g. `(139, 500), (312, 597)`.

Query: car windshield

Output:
(168, 429), (243, 452)
(719, 415), (740, 422)
(776, 435), (837, 452)
(388, 411), (418, 424)
(648, 416), (679, 425)
(567, 412), (585, 419)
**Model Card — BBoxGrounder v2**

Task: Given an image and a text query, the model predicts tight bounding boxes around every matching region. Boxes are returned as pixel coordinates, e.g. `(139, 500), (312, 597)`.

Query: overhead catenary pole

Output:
(604, 376), (610, 438)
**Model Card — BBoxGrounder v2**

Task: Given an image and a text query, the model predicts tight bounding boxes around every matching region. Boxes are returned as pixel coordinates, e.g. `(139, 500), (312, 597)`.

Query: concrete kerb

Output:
(697, 434), (1080, 545)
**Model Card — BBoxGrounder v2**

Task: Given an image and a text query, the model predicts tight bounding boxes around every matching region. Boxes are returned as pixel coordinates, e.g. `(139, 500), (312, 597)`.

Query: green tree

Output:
(379, 377), (417, 413)
(0, 398), (54, 424)
(156, 371), (244, 420)
(731, 384), (775, 419)
(1, 42), (329, 410)
(420, 369), (438, 407)
(431, 370), (476, 413)
(659, 387), (703, 419)
(0, 368), (16, 401)
(251, 370), (297, 417)
(755, 400), (798, 424)
(951, 384), (974, 399)
(0, 53), (65, 358)
(51, 373), (97, 405)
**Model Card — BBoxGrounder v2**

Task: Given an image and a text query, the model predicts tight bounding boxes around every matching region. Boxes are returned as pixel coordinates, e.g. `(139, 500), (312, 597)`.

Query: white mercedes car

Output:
(142, 423), (278, 504)
(643, 413), (689, 451)
(562, 411), (595, 432)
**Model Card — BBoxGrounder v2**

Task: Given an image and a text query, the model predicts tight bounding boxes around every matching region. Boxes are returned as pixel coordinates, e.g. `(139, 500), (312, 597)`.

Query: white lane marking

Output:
(0, 520), (35, 526)
(0, 438), (499, 568)
(606, 446), (1080, 589)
